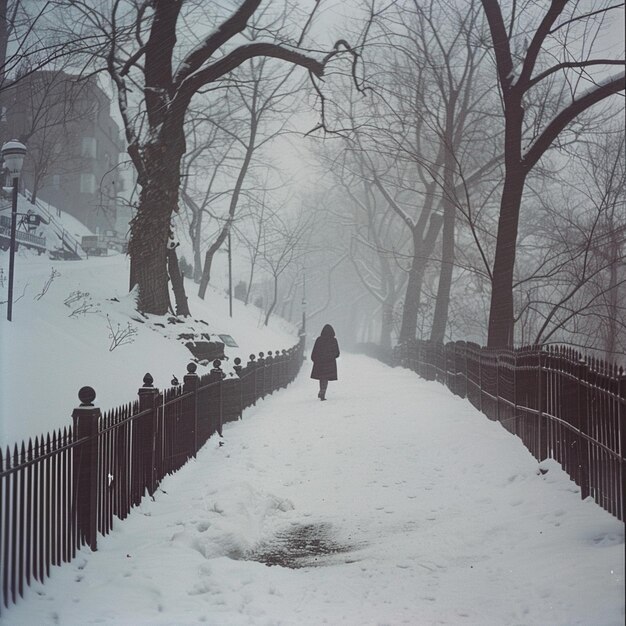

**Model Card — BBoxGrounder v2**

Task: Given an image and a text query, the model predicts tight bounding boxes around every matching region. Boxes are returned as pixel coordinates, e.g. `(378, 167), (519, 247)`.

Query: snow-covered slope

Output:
(0, 252), (298, 446)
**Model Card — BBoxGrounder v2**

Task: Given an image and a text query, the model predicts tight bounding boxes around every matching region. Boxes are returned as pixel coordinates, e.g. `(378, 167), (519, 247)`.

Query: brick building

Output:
(1, 71), (130, 236)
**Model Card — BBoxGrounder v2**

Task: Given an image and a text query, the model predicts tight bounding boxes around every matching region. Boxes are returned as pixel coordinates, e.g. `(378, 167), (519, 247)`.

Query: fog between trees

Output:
(2, 0), (624, 359)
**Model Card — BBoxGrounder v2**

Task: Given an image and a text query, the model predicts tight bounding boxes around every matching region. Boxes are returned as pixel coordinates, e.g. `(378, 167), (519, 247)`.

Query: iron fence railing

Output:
(0, 337), (305, 614)
(390, 340), (625, 523)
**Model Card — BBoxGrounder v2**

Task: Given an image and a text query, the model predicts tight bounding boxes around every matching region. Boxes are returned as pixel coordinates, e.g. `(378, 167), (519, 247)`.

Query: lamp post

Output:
(2, 140), (27, 322)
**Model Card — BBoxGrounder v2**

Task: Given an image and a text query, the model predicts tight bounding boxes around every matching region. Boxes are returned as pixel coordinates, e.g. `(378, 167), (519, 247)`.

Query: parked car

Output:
(81, 235), (109, 256)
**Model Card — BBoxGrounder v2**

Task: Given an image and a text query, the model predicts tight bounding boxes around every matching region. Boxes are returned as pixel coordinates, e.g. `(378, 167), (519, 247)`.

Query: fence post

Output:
(209, 359), (224, 436)
(183, 363), (199, 457)
(576, 358), (590, 501)
(538, 347), (547, 459)
(137, 373), (159, 496)
(513, 350), (518, 423)
(265, 350), (274, 394)
(276, 350), (287, 389)
(258, 352), (266, 398)
(461, 342), (468, 399)
(247, 354), (257, 404)
(617, 366), (626, 522)
(495, 352), (501, 422)
(233, 357), (244, 418)
(276, 349), (283, 388)
(454, 343), (459, 397)
(72, 386), (101, 552)
(233, 357), (243, 377)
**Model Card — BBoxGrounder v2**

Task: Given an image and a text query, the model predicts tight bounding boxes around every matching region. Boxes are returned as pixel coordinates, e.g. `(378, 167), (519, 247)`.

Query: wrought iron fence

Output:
(393, 340), (625, 523)
(0, 337), (304, 614)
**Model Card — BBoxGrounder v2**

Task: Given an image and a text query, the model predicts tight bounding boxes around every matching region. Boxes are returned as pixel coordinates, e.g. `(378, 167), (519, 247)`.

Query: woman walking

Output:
(310, 323), (340, 401)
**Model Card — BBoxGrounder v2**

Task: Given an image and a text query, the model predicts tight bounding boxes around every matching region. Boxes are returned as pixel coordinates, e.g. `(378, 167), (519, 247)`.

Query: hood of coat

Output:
(320, 324), (335, 338)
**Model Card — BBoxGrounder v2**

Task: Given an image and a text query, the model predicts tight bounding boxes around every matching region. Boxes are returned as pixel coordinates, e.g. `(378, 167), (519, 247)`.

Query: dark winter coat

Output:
(310, 324), (340, 381)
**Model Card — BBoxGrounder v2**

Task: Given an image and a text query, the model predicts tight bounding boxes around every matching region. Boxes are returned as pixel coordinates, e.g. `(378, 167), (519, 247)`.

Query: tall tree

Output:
(260, 203), (312, 326)
(179, 115), (236, 283)
(330, 0), (501, 345)
(66, 0), (360, 316)
(330, 149), (408, 348)
(196, 52), (304, 300)
(480, 0), (625, 346)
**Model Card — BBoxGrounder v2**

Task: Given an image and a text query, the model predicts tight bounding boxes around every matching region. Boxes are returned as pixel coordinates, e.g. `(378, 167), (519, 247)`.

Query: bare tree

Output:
(1, 1), (81, 92)
(236, 181), (270, 307)
(330, 149), (408, 348)
(480, 0), (625, 347)
(196, 51), (304, 300)
(260, 204), (312, 326)
(324, 0), (504, 345)
(513, 130), (626, 355)
(62, 0), (363, 317)
(179, 116), (236, 283)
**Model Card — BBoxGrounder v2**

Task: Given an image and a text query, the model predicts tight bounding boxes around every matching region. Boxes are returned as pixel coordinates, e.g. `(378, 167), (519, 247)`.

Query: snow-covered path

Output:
(4, 355), (624, 626)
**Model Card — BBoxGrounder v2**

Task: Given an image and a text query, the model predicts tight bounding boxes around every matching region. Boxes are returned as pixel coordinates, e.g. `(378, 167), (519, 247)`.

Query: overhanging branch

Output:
(175, 42), (324, 105)
(523, 72), (625, 170)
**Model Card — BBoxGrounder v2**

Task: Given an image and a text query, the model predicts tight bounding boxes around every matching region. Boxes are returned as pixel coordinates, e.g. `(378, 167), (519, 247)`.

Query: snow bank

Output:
(0, 253), (297, 446)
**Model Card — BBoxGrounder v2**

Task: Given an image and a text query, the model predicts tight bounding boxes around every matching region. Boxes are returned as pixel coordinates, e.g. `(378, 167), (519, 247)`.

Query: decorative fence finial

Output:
(77, 386), (96, 407)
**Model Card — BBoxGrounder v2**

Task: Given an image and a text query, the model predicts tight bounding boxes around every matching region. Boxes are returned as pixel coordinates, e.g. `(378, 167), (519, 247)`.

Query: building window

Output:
(0, 106), (6, 122)
(52, 174), (61, 189)
(80, 173), (96, 194)
(81, 137), (97, 158)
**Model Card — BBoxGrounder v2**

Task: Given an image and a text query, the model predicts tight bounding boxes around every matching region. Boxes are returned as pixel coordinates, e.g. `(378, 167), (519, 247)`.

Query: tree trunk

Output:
(397, 215), (443, 343)
(287, 292), (295, 322)
(487, 169), (526, 347)
(167, 248), (190, 316)
(129, 140), (188, 315)
(198, 236), (225, 299)
(129, 202), (171, 314)
(264, 274), (279, 326)
(380, 300), (393, 349)
(487, 91), (526, 348)
(398, 250), (427, 344)
(29, 171), (40, 205)
(245, 262), (255, 305)
(430, 153), (457, 343)
(192, 212), (203, 283)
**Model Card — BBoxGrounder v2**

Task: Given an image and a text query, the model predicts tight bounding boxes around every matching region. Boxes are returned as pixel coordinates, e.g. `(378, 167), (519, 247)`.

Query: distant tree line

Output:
(1, 0), (624, 359)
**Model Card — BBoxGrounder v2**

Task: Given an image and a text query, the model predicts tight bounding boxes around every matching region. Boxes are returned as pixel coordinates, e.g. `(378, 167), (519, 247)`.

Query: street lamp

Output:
(2, 140), (27, 322)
